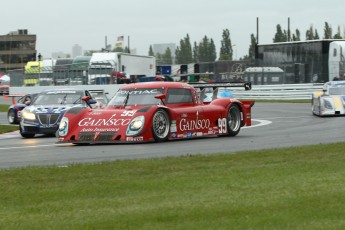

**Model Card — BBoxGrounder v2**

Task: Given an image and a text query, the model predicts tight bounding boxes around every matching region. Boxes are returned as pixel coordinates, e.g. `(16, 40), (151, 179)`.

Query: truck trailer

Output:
(88, 52), (156, 84)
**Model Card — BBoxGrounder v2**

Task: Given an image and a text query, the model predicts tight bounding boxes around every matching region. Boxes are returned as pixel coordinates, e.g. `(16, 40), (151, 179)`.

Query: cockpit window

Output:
(108, 88), (163, 106)
(329, 86), (345, 95)
(33, 92), (82, 105)
(166, 88), (193, 104)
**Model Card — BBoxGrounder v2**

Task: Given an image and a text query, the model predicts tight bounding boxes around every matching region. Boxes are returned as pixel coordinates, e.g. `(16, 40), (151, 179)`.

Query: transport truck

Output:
(88, 52), (156, 84)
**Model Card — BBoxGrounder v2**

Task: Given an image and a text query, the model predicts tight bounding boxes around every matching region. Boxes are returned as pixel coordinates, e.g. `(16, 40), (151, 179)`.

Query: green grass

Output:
(0, 103), (9, 112)
(0, 125), (18, 134)
(0, 104), (18, 133)
(1, 142), (345, 229)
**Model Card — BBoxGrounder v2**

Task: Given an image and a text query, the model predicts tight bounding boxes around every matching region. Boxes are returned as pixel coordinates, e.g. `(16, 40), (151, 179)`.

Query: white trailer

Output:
(88, 52), (156, 84)
(328, 41), (345, 81)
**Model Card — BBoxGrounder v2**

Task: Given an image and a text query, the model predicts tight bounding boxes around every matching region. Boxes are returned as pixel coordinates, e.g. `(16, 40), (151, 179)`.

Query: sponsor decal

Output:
(179, 118), (210, 131)
(81, 128), (119, 132)
(121, 110), (136, 116)
(90, 111), (103, 115)
(170, 132), (177, 138)
(78, 114), (131, 126)
(170, 120), (177, 132)
(187, 132), (193, 138)
(126, 136), (144, 141)
(118, 89), (161, 95)
(218, 118), (228, 134)
(177, 134), (184, 138)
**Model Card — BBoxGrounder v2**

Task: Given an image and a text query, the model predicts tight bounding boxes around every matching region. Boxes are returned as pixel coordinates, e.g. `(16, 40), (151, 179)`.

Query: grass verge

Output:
(0, 125), (18, 134)
(0, 104), (9, 112)
(1, 142), (345, 229)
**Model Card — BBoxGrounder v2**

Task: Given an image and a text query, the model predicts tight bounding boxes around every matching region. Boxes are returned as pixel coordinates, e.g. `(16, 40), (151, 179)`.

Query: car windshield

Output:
(329, 86), (345, 95)
(33, 92), (83, 105)
(108, 88), (163, 106)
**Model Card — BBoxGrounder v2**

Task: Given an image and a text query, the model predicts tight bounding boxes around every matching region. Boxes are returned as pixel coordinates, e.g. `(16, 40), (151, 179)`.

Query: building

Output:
(0, 29), (36, 73)
(72, 44), (82, 58)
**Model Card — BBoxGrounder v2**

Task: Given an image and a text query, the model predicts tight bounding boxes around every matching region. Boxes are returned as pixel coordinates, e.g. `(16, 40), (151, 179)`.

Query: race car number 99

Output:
(218, 118), (227, 134)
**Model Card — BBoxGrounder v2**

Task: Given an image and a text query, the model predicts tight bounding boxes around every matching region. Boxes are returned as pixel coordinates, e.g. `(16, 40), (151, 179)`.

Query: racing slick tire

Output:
(19, 125), (35, 138)
(7, 109), (17, 124)
(226, 104), (241, 136)
(152, 109), (170, 142)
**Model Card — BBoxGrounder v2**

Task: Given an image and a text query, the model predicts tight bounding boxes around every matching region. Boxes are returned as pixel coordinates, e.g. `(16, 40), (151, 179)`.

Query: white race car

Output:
(312, 80), (345, 116)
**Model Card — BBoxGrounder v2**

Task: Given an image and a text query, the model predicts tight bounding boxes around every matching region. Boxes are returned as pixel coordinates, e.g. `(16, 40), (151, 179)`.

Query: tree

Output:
(324, 22), (333, 39)
(148, 45), (154, 56)
(124, 46), (130, 53)
(334, 26), (343, 39)
(273, 24), (287, 42)
(314, 30), (320, 39)
(243, 33), (256, 61)
(219, 29), (233, 60)
(192, 41), (199, 63)
(155, 53), (163, 66)
(175, 34), (193, 64)
(198, 36), (216, 62)
(162, 47), (173, 64)
(306, 25), (320, 40)
(292, 29), (301, 41)
(306, 25), (315, 40)
(209, 39), (217, 61)
(113, 47), (124, 52)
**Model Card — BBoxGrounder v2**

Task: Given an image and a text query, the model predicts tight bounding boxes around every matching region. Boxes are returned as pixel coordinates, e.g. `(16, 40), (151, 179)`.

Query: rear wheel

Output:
(19, 125), (35, 138)
(152, 109), (170, 142)
(226, 104), (241, 136)
(8, 109), (16, 124)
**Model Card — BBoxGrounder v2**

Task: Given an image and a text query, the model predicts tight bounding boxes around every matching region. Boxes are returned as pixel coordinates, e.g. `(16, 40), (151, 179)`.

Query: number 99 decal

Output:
(218, 118), (227, 134)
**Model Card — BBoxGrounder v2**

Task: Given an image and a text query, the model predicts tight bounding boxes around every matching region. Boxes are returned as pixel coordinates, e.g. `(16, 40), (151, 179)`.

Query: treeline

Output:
(146, 22), (344, 65)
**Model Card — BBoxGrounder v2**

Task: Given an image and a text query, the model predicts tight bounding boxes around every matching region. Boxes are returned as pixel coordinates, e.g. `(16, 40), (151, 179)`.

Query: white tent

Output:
(0, 74), (10, 83)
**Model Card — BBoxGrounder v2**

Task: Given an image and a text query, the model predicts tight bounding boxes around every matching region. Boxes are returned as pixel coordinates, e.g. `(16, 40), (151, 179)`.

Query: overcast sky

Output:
(2, 0), (345, 59)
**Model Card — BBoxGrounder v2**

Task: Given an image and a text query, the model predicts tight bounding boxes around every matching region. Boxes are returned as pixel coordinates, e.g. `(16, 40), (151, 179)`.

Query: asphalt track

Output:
(0, 102), (344, 169)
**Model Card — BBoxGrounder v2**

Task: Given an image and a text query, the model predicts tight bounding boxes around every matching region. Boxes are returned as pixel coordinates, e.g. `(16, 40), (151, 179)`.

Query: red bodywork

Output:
(57, 82), (254, 144)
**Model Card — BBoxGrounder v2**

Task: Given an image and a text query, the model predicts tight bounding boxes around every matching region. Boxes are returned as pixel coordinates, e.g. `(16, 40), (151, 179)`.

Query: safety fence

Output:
(232, 83), (324, 100)
(8, 83), (324, 101)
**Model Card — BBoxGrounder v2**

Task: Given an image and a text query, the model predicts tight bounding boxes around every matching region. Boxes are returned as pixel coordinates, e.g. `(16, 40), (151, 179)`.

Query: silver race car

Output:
(312, 80), (345, 116)
(20, 88), (96, 138)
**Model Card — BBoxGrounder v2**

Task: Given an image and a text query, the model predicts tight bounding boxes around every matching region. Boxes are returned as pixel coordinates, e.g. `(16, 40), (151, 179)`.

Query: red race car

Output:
(57, 82), (254, 144)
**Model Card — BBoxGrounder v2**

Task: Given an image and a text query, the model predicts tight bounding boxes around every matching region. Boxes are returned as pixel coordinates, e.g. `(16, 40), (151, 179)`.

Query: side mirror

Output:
(88, 99), (97, 104)
(82, 96), (97, 108)
(154, 94), (166, 100)
(154, 94), (166, 105)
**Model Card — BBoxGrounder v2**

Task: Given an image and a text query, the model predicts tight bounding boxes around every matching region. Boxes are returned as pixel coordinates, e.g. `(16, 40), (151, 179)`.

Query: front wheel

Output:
(152, 109), (170, 142)
(8, 109), (17, 124)
(19, 125), (35, 138)
(226, 104), (241, 136)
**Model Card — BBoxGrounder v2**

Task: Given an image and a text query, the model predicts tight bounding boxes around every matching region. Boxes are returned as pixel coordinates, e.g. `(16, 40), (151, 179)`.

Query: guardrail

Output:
(8, 83), (324, 101)
(232, 83), (324, 100)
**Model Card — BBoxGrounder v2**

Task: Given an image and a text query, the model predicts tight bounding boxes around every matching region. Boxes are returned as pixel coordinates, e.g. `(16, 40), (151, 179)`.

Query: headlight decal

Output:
(126, 116), (145, 136)
(22, 111), (36, 120)
(323, 99), (333, 110)
(58, 117), (69, 136)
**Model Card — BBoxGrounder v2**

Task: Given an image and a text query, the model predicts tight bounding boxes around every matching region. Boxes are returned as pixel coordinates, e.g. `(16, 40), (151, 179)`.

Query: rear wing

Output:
(189, 82), (252, 91)
(189, 82), (252, 102)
